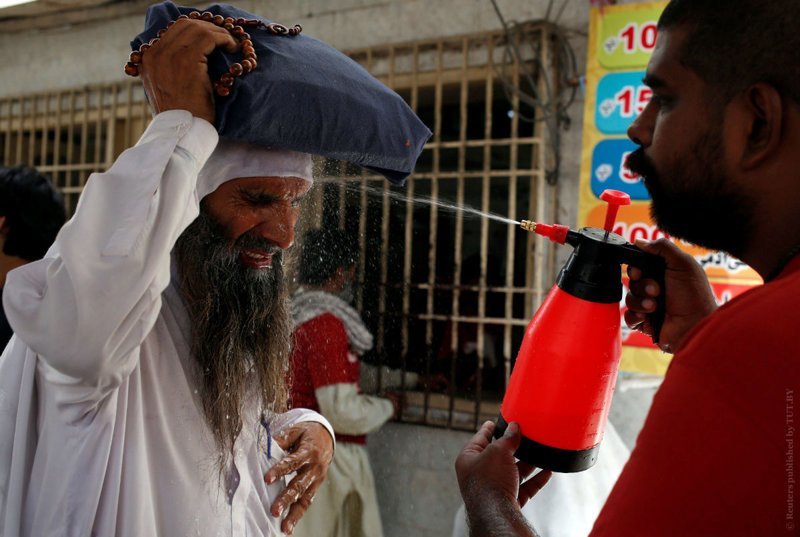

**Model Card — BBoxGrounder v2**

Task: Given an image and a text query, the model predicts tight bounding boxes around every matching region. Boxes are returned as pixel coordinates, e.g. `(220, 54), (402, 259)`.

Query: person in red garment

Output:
(455, 0), (800, 535)
(289, 228), (401, 537)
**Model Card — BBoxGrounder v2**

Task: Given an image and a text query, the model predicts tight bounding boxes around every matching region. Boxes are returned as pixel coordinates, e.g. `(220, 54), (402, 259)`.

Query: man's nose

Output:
(253, 211), (297, 251)
(627, 103), (655, 147)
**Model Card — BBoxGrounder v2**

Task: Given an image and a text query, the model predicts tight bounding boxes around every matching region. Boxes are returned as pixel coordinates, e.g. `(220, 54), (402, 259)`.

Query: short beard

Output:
(174, 209), (291, 464)
(626, 127), (755, 259)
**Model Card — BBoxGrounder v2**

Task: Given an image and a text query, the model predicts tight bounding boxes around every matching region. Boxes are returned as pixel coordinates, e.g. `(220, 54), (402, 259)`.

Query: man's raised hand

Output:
(139, 18), (239, 124)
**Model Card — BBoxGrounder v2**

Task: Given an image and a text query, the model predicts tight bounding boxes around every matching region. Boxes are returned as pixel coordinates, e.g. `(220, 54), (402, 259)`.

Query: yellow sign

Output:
(578, 2), (763, 375)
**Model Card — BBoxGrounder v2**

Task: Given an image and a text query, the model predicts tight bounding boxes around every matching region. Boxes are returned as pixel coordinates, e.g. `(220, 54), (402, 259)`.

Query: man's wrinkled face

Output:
(202, 176), (311, 269)
(626, 26), (754, 257)
(173, 175), (310, 460)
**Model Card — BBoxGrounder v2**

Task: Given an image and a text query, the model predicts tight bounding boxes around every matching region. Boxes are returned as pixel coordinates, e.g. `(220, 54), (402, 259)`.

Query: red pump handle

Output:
(600, 190), (631, 232)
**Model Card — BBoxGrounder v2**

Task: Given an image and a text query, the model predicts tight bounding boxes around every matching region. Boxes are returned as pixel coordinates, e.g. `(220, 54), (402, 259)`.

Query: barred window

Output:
(0, 22), (561, 431)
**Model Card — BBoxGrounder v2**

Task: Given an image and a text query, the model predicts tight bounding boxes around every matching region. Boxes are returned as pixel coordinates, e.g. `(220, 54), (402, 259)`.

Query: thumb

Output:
(493, 422), (522, 454)
(274, 425), (303, 451)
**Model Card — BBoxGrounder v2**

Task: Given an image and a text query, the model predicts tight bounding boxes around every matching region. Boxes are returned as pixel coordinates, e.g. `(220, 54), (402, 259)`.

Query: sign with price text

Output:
(578, 1), (763, 375)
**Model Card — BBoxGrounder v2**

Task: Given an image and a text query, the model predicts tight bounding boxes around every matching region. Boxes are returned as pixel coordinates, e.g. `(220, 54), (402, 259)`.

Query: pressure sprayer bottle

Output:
(495, 189), (665, 473)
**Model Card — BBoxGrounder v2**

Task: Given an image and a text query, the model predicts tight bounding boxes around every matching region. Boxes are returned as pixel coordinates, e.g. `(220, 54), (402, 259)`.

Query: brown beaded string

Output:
(124, 11), (302, 97)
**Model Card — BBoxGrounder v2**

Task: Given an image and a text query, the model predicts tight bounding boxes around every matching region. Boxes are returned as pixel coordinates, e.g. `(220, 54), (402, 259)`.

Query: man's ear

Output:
(0, 216), (6, 235)
(739, 83), (784, 170)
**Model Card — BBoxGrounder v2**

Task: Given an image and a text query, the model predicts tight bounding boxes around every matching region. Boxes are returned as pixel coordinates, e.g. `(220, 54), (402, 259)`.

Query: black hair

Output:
(659, 0), (800, 104)
(297, 227), (358, 286)
(0, 166), (66, 261)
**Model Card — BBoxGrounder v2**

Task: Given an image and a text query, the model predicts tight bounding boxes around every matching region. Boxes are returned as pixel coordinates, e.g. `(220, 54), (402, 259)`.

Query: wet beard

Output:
(174, 210), (291, 464)
(626, 129), (755, 259)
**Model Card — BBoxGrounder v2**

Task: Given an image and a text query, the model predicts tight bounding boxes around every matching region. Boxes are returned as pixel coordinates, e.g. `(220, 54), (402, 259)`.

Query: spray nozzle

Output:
(520, 220), (571, 244)
(520, 190), (631, 243)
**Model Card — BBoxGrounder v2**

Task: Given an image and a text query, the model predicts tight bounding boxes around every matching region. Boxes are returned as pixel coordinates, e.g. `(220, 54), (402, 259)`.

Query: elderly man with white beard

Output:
(0, 18), (334, 537)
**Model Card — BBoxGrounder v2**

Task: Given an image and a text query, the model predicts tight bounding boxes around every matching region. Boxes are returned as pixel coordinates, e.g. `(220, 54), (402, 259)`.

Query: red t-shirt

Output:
(290, 313), (366, 444)
(590, 257), (800, 536)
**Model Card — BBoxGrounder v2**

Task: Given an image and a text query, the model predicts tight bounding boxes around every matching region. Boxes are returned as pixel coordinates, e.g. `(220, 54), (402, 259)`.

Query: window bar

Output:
(417, 313), (529, 326)
(533, 31), (549, 308)
(53, 92), (63, 196)
(15, 96), (24, 165)
(65, 91), (76, 210)
(79, 91), (89, 189)
(41, 93), (51, 170)
(28, 94), (37, 167)
(2, 99), (11, 165)
(93, 87), (105, 173)
(106, 84), (120, 169)
(447, 36), (470, 429)
(525, 147), (540, 316)
(123, 82), (134, 151)
(504, 31), (522, 389)
(546, 28), (560, 283)
(424, 41), (444, 424)
(475, 34), (496, 428)
(375, 46), (396, 393)
(399, 42), (420, 411)
(140, 86), (151, 132)
(355, 47), (374, 314)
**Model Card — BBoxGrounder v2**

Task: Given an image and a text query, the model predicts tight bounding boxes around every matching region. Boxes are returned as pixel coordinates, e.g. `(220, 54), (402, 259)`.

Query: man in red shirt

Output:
(455, 0), (800, 535)
(289, 228), (401, 537)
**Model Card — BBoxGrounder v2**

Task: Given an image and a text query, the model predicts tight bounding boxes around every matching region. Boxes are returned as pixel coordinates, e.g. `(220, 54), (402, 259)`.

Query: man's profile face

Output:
(626, 26), (754, 257)
(202, 176), (311, 269)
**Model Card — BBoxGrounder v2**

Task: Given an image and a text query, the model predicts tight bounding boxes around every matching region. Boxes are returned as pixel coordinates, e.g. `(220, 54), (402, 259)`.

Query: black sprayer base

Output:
(494, 416), (599, 473)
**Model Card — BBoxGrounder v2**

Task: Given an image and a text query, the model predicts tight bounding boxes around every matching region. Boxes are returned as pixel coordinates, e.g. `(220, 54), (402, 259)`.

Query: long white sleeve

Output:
(270, 407), (336, 448)
(314, 383), (394, 436)
(2, 110), (218, 405)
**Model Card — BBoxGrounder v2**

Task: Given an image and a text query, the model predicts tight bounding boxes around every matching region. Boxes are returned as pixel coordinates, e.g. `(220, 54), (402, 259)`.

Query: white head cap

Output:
(197, 139), (314, 199)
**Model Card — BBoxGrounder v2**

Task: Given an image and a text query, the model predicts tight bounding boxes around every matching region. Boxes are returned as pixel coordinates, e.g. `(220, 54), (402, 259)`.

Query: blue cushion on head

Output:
(132, 2), (431, 185)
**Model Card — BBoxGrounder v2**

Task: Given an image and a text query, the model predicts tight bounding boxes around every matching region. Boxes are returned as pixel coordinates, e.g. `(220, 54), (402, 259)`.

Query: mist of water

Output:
(317, 178), (521, 227)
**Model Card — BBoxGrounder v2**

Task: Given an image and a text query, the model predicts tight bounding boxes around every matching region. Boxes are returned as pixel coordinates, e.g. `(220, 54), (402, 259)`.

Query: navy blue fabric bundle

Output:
(131, 2), (431, 185)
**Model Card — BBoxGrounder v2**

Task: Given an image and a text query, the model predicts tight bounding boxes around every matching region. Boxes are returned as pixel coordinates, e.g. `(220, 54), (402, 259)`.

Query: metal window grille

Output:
(0, 84), (151, 215)
(303, 23), (561, 430)
(0, 22), (560, 431)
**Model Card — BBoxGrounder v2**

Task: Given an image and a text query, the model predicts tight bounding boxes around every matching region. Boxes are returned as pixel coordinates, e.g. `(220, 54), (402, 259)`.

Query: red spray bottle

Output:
(495, 189), (665, 472)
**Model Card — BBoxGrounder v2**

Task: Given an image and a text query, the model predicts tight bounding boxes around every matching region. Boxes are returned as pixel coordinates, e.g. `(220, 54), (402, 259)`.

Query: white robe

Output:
(0, 110), (333, 537)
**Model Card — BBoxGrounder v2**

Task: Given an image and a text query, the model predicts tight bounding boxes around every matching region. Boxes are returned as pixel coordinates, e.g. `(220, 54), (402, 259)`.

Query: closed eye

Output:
(238, 188), (279, 206)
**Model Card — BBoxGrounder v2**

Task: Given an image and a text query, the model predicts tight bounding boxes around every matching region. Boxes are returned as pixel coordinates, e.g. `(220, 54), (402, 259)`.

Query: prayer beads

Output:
(124, 10), (302, 97)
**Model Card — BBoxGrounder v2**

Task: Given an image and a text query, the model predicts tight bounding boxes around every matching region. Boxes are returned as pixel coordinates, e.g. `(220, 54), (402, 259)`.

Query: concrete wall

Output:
(367, 422), (473, 537)
(0, 1), (588, 98)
